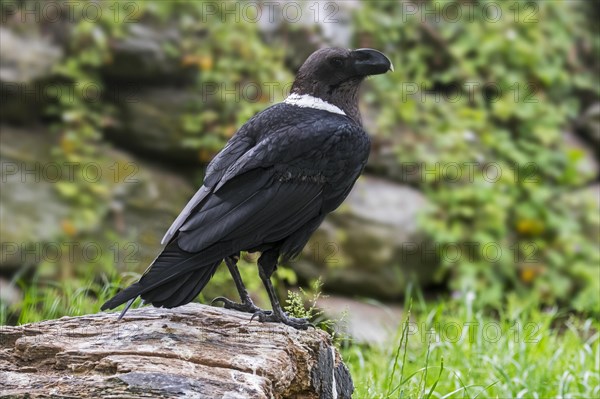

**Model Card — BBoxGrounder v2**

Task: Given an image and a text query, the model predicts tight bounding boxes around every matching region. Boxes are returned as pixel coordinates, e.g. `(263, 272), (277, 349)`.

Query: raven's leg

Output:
(211, 255), (268, 314)
(252, 251), (310, 330)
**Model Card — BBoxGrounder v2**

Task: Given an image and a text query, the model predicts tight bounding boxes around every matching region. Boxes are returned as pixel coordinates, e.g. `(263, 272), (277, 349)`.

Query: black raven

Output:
(101, 48), (393, 329)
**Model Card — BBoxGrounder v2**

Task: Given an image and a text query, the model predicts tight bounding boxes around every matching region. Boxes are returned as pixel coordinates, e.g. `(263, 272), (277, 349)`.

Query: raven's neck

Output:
(290, 78), (363, 126)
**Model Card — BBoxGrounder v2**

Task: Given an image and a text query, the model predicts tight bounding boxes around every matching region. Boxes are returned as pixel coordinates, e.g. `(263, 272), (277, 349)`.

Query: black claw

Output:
(249, 309), (311, 330)
(211, 296), (232, 306)
(211, 296), (270, 315)
(249, 311), (262, 324)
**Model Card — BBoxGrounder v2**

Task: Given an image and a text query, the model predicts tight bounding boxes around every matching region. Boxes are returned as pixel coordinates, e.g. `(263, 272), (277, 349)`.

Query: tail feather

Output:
(169, 265), (219, 307)
(101, 240), (223, 312)
(117, 298), (136, 320)
(101, 282), (145, 311)
(143, 262), (220, 308)
(176, 271), (215, 307)
(143, 268), (200, 304)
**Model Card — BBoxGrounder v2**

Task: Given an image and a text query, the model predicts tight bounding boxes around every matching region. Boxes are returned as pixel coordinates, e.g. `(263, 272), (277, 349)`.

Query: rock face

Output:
(293, 176), (438, 300)
(0, 127), (72, 272)
(0, 126), (194, 275)
(0, 27), (62, 84)
(102, 24), (194, 85)
(317, 295), (404, 346)
(104, 87), (208, 164)
(0, 303), (353, 398)
(0, 27), (64, 123)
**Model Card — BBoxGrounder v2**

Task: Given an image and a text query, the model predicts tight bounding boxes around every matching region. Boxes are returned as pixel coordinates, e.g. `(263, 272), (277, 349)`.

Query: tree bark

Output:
(0, 303), (353, 398)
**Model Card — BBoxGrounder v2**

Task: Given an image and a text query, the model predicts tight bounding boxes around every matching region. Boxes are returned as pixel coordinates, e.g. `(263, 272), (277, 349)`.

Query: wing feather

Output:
(160, 136), (255, 244)
(178, 172), (324, 253)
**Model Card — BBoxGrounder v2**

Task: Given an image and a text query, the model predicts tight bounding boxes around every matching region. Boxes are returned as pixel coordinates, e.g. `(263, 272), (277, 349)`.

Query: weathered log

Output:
(0, 303), (353, 398)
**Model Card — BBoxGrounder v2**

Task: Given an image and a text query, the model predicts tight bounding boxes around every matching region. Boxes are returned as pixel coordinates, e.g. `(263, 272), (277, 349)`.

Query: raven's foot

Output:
(211, 296), (270, 315)
(250, 309), (313, 330)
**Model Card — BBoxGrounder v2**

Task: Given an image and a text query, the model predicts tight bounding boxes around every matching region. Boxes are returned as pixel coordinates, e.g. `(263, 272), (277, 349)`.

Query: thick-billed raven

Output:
(101, 48), (393, 329)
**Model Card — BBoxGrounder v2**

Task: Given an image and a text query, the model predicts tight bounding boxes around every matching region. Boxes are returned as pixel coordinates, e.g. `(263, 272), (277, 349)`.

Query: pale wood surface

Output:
(0, 303), (353, 398)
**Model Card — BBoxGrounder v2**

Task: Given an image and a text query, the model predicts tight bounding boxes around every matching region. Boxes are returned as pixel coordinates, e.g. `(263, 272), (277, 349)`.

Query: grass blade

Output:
(425, 357), (444, 399)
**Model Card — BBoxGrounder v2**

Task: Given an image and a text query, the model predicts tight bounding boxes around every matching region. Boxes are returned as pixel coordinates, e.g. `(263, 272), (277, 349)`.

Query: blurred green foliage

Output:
(357, 1), (599, 313)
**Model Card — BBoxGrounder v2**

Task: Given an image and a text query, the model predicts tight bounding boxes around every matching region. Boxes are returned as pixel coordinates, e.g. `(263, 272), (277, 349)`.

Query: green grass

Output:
(2, 277), (598, 399)
(1, 275), (126, 325)
(341, 295), (600, 398)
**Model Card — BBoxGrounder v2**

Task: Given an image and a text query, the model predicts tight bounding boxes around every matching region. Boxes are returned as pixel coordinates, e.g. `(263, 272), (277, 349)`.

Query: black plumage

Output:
(101, 48), (393, 329)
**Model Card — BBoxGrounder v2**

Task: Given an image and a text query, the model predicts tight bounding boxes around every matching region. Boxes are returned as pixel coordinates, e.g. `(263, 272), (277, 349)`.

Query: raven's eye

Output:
(330, 57), (344, 67)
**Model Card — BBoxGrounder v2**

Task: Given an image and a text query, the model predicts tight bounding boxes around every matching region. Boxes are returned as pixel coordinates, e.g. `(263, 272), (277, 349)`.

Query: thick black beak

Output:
(351, 48), (394, 76)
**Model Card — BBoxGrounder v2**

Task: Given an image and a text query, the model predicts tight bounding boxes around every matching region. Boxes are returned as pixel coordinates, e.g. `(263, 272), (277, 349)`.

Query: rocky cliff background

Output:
(1, 1), (598, 333)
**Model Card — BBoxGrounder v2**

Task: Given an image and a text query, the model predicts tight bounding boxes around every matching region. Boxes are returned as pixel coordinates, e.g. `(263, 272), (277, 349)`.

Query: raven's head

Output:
(290, 48), (393, 125)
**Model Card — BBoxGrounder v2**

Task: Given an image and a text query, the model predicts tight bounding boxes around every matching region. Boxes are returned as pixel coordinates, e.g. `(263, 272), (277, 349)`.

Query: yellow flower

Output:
(61, 220), (77, 237)
(516, 219), (545, 236)
(520, 265), (544, 284)
(181, 55), (213, 71)
(520, 268), (536, 283)
(60, 137), (76, 154)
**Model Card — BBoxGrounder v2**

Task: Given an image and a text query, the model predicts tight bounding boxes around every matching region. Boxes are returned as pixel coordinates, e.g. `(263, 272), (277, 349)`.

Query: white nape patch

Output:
(331, 346), (338, 399)
(284, 93), (346, 116)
